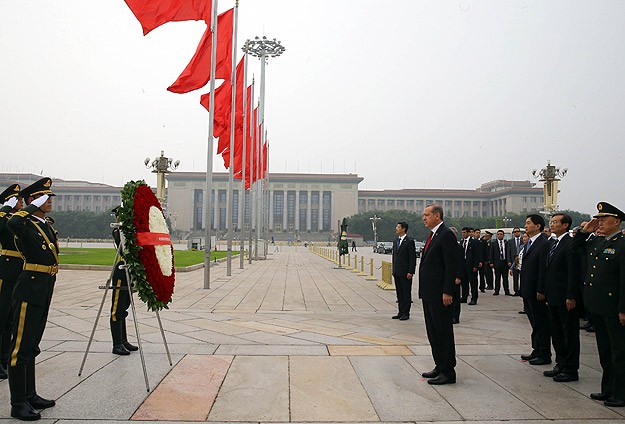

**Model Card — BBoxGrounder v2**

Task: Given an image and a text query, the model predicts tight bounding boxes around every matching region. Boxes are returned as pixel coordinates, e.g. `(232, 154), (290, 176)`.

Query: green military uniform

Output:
(571, 202), (625, 406)
(6, 177), (58, 420)
(0, 184), (23, 380)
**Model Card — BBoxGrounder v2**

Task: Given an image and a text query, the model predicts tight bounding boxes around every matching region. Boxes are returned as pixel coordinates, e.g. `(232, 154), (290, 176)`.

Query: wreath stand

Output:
(78, 223), (172, 392)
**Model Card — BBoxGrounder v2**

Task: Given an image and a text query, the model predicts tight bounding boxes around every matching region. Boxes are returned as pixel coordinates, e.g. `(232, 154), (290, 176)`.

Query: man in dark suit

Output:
(571, 202), (625, 408)
(507, 228), (523, 295)
(460, 227), (480, 305)
(419, 204), (458, 385)
(538, 213), (581, 382)
(520, 214), (552, 366)
(391, 221), (416, 321)
(490, 230), (511, 295)
(480, 231), (494, 290)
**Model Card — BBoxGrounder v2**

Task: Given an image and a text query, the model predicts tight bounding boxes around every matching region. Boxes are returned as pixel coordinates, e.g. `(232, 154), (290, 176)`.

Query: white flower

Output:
(148, 206), (173, 277)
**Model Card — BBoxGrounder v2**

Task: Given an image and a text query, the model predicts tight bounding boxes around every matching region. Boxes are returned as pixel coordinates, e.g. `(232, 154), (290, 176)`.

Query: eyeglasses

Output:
(513, 230), (520, 233)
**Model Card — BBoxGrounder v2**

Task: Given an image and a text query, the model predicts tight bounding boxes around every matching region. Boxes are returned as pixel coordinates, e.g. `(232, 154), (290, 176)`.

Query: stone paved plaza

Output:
(1, 246), (624, 423)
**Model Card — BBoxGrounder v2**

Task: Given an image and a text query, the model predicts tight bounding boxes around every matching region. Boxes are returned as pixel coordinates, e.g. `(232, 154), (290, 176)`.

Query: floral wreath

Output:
(118, 180), (175, 311)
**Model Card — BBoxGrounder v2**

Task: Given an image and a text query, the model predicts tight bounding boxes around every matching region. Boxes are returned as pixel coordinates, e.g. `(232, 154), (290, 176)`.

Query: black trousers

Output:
(110, 276), (130, 322)
(493, 264), (510, 294)
(480, 263), (493, 289)
(452, 283), (461, 322)
(592, 313), (625, 401)
(461, 267), (478, 301)
(511, 268), (520, 294)
(9, 273), (55, 367)
(524, 296), (551, 359)
(423, 299), (456, 379)
(548, 304), (580, 373)
(393, 275), (412, 317)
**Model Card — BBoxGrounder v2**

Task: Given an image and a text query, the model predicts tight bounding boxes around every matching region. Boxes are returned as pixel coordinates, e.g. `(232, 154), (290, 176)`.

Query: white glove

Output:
(31, 194), (49, 208)
(3, 197), (18, 208)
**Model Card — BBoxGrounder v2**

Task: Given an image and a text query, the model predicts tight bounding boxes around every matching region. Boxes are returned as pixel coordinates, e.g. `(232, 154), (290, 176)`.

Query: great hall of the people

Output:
(1, 172), (544, 237)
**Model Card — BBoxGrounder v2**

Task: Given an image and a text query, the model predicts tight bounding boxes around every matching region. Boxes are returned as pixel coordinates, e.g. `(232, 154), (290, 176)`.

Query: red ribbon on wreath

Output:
(136, 232), (172, 246)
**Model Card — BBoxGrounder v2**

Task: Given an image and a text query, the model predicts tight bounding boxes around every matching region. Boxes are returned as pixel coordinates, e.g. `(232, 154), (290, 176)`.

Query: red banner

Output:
(136, 232), (172, 246)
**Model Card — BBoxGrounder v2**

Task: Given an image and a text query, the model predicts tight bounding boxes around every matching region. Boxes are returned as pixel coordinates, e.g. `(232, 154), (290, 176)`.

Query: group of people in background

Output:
(390, 202), (625, 409)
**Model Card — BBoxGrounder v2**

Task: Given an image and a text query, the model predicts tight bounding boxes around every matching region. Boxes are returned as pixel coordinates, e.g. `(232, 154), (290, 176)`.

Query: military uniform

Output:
(6, 177), (58, 420)
(0, 184), (23, 380)
(109, 226), (137, 355)
(571, 202), (625, 407)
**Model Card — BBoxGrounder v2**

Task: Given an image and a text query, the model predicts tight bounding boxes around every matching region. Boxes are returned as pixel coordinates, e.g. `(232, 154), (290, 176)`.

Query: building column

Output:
(295, 192), (300, 232)
(307, 191), (312, 231)
(267, 189), (273, 231)
(283, 192), (287, 230)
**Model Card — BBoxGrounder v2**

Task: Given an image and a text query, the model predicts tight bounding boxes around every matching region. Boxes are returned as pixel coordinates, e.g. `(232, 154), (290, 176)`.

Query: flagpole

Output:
(204, 0), (219, 289)
(248, 77), (255, 264)
(239, 39), (248, 270)
(255, 101), (261, 258)
(226, 0), (239, 277)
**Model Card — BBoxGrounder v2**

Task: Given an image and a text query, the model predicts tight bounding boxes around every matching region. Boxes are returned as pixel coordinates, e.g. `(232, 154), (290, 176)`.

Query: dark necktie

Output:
(525, 238), (533, 253)
(499, 240), (505, 260)
(462, 239), (467, 258)
(397, 238), (401, 249)
(548, 239), (558, 263)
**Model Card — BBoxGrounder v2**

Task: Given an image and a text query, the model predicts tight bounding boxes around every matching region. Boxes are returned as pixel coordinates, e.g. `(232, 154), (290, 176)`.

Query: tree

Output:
(51, 211), (115, 239)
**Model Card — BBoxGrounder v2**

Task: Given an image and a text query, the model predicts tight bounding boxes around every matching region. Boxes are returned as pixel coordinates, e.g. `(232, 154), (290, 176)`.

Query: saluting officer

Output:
(0, 184), (24, 380)
(6, 178), (58, 421)
(571, 202), (625, 408)
(110, 224), (138, 355)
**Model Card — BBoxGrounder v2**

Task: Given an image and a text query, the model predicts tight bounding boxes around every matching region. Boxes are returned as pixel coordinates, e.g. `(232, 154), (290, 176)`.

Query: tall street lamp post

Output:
(532, 161), (568, 213)
(246, 36), (285, 259)
(144, 150), (180, 207)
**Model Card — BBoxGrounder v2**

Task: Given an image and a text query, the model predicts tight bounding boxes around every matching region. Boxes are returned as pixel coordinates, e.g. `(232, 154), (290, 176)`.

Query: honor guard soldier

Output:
(6, 178), (58, 421)
(0, 184), (24, 380)
(571, 202), (625, 408)
(109, 223), (138, 355)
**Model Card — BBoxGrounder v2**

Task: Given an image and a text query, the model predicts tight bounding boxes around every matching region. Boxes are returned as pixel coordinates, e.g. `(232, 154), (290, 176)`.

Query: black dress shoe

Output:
(427, 374), (456, 385)
(543, 365), (562, 377)
(529, 357), (552, 365)
(399, 315), (409, 321)
(421, 368), (440, 378)
(590, 392), (611, 401)
(521, 353), (535, 361)
(480, 289), (485, 293)
(392, 315), (401, 319)
(513, 292), (521, 296)
(452, 318), (460, 324)
(27, 394), (56, 410)
(604, 398), (625, 407)
(468, 300), (477, 305)
(123, 341), (139, 351)
(460, 298), (467, 303)
(486, 285), (493, 290)
(586, 326), (595, 333)
(505, 292), (513, 296)
(493, 292), (499, 296)
(553, 372), (579, 382)
(580, 321), (592, 330)
(518, 310), (527, 314)
(113, 344), (130, 355)
(11, 402), (41, 421)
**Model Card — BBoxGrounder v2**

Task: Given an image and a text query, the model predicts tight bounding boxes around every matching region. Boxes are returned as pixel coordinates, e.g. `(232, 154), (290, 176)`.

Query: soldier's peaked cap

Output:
(0, 184), (21, 203)
(594, 202), (625, 221)
(19, 177), (55, 198)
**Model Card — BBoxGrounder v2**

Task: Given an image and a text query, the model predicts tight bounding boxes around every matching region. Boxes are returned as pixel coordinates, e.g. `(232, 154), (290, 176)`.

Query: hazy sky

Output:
(2, 1), (625, 214)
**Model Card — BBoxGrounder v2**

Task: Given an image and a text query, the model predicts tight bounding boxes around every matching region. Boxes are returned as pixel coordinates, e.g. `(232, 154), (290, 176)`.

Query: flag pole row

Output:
(122, 0), (280, 285)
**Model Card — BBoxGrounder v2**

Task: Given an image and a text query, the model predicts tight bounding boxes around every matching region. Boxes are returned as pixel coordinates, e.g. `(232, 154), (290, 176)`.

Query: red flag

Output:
(168, 9), (234, 94)
(200, 57), (245, 153)
(124, 0), (212, 36)
(262, 141), (268, 178)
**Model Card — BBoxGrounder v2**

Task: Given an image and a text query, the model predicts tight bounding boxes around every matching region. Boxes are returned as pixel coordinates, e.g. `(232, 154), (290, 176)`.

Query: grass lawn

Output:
(59, 248), (235, 267)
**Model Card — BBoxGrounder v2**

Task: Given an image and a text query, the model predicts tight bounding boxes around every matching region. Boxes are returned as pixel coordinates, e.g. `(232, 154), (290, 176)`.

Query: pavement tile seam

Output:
(445, 356), (547, 421)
